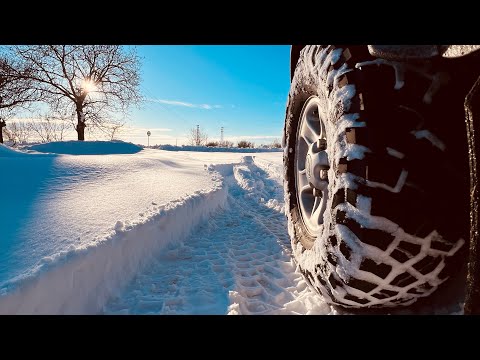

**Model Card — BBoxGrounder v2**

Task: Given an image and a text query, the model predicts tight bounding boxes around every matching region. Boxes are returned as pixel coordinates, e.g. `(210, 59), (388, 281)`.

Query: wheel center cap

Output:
(306, 144), (329, 191)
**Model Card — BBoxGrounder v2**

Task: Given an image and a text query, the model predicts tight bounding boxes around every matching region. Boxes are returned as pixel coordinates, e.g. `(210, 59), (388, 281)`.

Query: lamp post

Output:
(147, 131), (151, 147)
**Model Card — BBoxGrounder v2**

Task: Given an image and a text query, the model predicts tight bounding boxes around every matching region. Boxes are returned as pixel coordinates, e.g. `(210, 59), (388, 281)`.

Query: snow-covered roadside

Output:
(3, 142), (326, 314)
(252, 154), (284, 182)
(104, 156), (332, 315)
(3, 141), (461, 314)
(0, 174), (227, 314)
(0, 142), (233, 314)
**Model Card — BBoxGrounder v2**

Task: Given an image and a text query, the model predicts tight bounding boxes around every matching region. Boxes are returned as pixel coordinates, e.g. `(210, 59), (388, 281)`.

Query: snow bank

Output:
(24, 140), (142, 155)
(151, 144), (282, 153)
(104, 156), (331, 315)
(0, 169), (228, 314)
(253, 156), (284, 181)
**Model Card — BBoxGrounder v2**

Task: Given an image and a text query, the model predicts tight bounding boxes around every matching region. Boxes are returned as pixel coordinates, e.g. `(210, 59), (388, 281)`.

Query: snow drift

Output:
(0, 172), (227, 314)
(0, 142), (231, 314)
(25, 140), (142, 155)
(0, 143), (43, 157)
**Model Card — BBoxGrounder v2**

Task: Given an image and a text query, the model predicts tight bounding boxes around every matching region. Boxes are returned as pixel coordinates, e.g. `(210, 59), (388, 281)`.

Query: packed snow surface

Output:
(104, 156), (331, 314)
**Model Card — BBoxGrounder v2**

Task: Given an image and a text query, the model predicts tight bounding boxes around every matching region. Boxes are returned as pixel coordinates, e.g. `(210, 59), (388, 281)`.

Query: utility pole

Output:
(220, 126), (224, 145)
(196, 124), (200, 146)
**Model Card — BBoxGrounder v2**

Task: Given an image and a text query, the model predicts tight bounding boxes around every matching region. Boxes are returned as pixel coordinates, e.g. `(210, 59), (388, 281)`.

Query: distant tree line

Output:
(237, 140), (254, 148)
(0, 45), (141, 144)
(186, 126), (280, 149)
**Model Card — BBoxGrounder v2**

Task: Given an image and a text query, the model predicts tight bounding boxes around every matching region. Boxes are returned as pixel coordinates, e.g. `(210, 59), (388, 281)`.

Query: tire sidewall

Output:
(285, 47), (331, 251)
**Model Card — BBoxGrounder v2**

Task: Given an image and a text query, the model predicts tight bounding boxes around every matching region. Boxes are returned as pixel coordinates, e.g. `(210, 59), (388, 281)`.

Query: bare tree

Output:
(86, 117), (125, 141)
(5, 121), (31, 145)
(188, 126), (208, 146)
(28, 116), (71, 143)
(271, 138), (282, 148)
(2, 126), (12, 143)
(1, 120), (6, 143)
(13, 45), (141, 141)
(107, 122), (125, 141)
(237, 140), (254, 148)
(0, 50), (38, 143)
(221, 140), (234, 148)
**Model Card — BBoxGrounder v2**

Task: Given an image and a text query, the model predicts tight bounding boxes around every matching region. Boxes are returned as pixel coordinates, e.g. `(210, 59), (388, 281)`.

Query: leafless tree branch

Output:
(0, 47), (40, 143)
(11, 45), (141, 141)
(187, 126), (208, 146)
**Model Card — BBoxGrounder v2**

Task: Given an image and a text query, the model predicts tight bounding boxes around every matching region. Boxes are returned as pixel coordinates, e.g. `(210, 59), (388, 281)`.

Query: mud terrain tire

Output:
(284, 45), (468, 308)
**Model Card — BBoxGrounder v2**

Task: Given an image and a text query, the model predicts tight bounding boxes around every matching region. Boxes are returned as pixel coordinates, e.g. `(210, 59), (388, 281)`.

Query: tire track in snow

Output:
(103, 156), (331, 315)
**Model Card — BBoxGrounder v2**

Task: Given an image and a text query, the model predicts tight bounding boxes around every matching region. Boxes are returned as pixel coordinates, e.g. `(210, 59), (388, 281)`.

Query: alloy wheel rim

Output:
(294, 96), (330, 237)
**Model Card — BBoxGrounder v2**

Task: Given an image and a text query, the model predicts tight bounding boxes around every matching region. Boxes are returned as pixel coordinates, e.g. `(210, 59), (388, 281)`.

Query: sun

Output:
(81, 79), (97, 94)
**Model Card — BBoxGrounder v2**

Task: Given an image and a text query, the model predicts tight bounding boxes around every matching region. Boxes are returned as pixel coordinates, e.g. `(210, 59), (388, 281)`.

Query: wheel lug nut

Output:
(320, 169), (328, 179)
(318, 139), (327, 150)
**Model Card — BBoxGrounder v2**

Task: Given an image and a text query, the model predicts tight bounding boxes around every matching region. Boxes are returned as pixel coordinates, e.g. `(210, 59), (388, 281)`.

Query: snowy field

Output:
(0, 141), (463, 314)
(0, 141), (330, 314)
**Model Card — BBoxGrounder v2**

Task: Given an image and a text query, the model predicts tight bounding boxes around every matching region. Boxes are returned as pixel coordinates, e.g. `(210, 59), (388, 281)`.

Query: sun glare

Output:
(81, 79), (97, 94)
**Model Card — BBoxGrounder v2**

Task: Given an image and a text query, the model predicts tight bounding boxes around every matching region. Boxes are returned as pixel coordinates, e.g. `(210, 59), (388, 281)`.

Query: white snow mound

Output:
(0, 144), (34, 157)
(24, 140), (142, 155)
(0, 173), (227, 314)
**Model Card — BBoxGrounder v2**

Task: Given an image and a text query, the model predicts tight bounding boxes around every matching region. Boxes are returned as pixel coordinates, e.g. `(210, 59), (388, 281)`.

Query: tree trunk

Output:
(0, 119), (6, 144)
(76, 108), (85, 141)
(464, 75), (480, 315)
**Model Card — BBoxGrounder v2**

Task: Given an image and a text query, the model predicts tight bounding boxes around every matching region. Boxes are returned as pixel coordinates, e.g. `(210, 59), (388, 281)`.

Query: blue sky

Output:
(127, 45), (291, 146)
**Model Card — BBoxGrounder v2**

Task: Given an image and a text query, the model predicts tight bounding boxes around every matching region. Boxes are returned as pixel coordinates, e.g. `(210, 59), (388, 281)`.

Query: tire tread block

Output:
(390, 272), (418, 287)
(346, 277), (378, 293)
(359, 258), (392, 279)
(344, 293), (370, 305)
(412, 255), (442, 275)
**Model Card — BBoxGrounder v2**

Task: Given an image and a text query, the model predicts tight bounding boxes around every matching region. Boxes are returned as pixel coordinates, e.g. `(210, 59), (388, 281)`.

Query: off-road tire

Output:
(284, 45), (469, 308)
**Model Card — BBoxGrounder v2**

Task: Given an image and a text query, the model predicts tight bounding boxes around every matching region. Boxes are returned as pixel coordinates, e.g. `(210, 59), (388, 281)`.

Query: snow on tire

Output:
(284, 45), (468, 308)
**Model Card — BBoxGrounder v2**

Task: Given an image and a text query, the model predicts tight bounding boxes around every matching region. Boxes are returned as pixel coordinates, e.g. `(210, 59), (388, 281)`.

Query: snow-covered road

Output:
(104, 156), (330, 314)
(0, 142), (331, 314)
